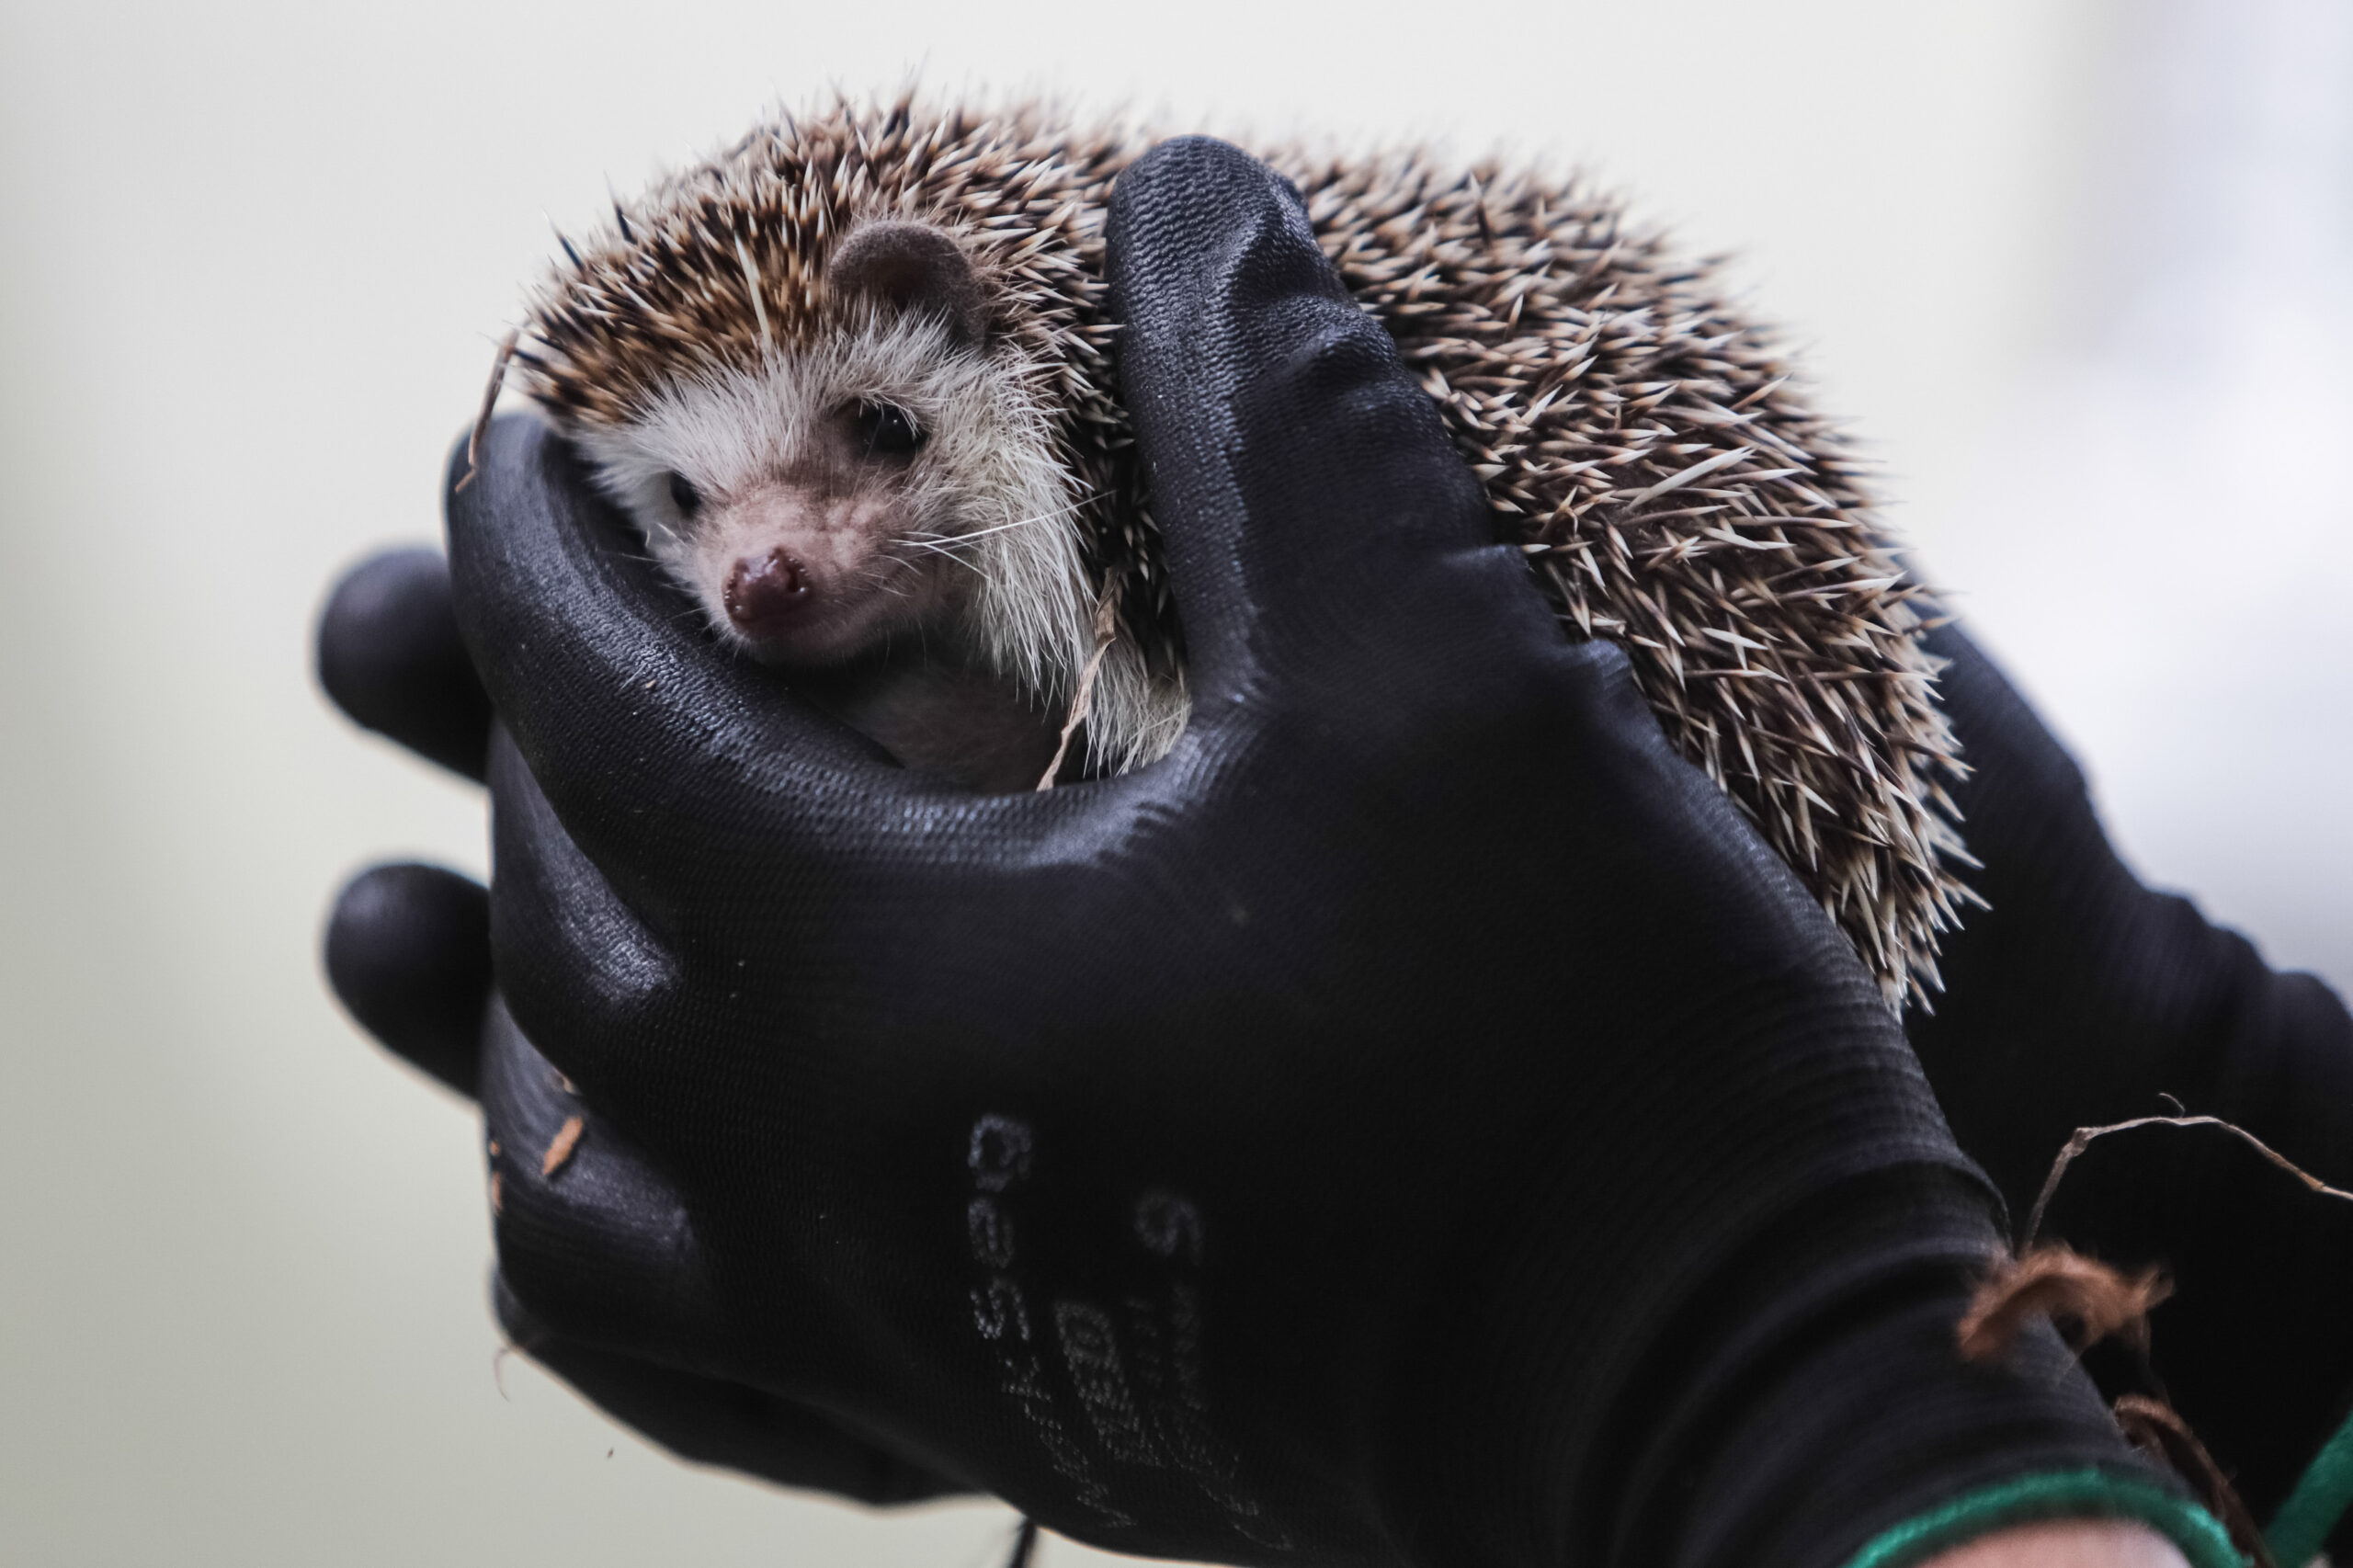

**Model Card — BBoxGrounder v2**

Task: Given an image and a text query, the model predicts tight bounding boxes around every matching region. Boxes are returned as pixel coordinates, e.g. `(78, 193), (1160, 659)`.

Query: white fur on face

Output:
(569, 310), (1187, 775)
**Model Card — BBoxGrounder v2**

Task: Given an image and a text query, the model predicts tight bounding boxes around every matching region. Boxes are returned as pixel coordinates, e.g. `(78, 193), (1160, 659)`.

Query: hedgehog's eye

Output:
(667, 472), (702, 518)
(855, 401), (925, 457)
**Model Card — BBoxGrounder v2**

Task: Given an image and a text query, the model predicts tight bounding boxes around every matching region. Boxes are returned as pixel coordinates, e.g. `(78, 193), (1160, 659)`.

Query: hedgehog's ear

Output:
(828, 222), (986, 348)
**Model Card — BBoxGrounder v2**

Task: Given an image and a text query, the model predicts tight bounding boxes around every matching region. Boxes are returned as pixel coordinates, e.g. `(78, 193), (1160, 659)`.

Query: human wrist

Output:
(1637, 1221), (2214, 1568)
(1915, 1518), (2193, 1568)
(1402, 1166), (2220, 1568)
(1843, 1476), (2231, 1568)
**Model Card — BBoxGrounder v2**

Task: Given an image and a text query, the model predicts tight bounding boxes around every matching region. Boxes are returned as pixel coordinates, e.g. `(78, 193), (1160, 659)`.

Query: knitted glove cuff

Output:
(1843, 1470), (2237, 1568)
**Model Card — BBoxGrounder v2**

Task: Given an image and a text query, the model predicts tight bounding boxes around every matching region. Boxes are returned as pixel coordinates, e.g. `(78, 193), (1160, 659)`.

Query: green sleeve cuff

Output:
(1840, 1468), (2243, 1568)
(2265, 1403), (2353, 1568)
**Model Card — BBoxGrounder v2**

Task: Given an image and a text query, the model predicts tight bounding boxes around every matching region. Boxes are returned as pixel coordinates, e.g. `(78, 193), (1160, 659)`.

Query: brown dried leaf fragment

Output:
(1956, 1245), (2171, 1365)
(541, 1115), (585, 1178)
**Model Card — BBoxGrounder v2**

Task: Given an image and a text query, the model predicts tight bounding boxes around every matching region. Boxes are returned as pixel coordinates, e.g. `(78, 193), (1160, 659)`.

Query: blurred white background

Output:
(1, 0), (2344, 1562)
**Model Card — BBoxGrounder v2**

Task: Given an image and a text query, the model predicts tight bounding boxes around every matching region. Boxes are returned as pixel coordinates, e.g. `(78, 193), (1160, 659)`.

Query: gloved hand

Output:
(1899, 640), (2353, 1557)
(322, 139), (2232, 1568)
(1904, 625), (2353, 1216)
(1888, 549), (2353, 1568)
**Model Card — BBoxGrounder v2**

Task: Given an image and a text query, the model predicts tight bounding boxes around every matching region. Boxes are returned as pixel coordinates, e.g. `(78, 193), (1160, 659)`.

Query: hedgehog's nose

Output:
(724, 549), (810, 632)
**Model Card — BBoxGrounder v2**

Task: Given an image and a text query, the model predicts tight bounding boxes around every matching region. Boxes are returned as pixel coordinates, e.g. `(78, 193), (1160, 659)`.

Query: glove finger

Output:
(483, 724), (683, 1096)
(1104, 137), (1559, 706)
(446, 417), (950, 907)
(317, 546), (494, 781)
(478, 798), (943, 1452)
(493, 1277), (973, 1505)
(324, 861), (493, 1097)
(479, 991), (722, 1365)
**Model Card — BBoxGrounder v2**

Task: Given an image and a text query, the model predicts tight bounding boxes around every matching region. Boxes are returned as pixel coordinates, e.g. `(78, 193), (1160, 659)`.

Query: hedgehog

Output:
(489, 93), (1971, 1007)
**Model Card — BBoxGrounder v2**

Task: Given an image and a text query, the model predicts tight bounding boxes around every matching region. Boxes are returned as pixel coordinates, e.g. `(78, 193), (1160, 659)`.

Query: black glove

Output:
(1905, 625), (2353, 1217)
(324, 140), (2233, 1568)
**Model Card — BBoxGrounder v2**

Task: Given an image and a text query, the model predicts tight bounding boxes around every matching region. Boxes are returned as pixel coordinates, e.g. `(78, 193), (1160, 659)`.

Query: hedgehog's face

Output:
(569, 222), (1089, 676)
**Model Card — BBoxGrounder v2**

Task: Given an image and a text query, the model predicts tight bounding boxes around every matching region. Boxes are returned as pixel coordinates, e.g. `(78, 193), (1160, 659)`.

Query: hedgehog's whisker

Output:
(898, 538), (989, 565)
(1135, 707), (1189, 739)
(901, 488), (1101, 550)
(892, 536), (1002, 581)
(884, 539), (988, 580)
